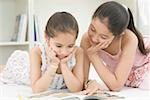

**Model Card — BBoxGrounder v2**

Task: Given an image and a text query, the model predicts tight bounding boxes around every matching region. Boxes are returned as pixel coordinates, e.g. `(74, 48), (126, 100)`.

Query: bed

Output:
(0, 66), (150, 100)
(0, 81), (150, 100)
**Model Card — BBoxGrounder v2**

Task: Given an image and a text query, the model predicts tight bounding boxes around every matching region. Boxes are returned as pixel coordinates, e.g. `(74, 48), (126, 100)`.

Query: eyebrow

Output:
(55, 43), (75, 46)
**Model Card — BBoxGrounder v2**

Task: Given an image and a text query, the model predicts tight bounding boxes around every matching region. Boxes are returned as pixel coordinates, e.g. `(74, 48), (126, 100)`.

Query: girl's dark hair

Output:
(92, 1), (149, 55)
(45, 12), (79, 39)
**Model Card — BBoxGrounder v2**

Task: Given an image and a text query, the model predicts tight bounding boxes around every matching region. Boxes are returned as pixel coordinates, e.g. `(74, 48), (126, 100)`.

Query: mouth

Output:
(56, 55), (67, 59)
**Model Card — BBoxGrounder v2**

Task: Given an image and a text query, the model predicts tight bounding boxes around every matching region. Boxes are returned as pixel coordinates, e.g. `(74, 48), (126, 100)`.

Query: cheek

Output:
(88, 33), (98, 44)
(50, 45), (59, 53)
(66, 48), (75, 56)
(69, 48), (74, 52)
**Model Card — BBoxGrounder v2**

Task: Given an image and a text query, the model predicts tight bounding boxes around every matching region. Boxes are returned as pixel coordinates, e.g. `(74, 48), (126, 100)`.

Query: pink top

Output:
(98, 37), (150, 87)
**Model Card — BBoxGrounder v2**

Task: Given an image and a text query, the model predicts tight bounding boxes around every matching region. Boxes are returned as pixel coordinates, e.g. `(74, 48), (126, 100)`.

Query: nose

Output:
(60, 48), (68, 56)
(92, 35), (99, 43)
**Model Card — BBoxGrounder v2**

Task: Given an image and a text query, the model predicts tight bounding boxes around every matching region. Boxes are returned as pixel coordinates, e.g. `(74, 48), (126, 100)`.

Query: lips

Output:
(57, 55), (67, 59)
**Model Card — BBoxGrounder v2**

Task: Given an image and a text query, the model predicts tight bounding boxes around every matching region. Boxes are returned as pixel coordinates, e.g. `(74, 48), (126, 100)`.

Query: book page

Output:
(25, 90), (124, 100)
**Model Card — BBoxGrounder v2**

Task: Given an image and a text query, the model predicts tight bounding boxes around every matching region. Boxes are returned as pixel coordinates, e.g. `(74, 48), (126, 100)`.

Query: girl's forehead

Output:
(50, 33), (76, 44)
(92, 18), (108, 30)
(91, 18), (113, 36)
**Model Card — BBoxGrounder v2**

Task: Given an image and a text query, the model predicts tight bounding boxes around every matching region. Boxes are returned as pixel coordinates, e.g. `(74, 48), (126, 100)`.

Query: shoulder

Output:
(80, 32), (91, 49)
(81, 32), (90, 43)
(29, 46), (42, 61)
(122, 29), (138, 49)
(81, 32), (88, 40)
(75, 47), (84, 56)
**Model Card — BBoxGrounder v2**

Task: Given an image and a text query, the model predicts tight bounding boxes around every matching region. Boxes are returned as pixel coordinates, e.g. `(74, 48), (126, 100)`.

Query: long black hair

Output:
(92, 1), (149, 55)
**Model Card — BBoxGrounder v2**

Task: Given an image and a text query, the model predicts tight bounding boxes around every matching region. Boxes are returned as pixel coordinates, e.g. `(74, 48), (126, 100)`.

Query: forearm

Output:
(61, 64), (83, 92)
(32, 66), (57, 93)
(84, 57), (91, 82)
(91, 57), (122, 91)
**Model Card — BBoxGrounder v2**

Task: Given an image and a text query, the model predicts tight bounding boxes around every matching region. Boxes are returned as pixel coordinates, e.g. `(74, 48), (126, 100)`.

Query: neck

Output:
(103, 36), (122, 55)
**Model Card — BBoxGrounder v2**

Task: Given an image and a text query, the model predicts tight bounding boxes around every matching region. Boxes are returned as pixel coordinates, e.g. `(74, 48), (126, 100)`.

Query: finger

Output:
(83, 90), (88, 95)
(63, 47), (77, 61)
(85, 88), (92, 95)
(94, 42), (103, 51)
(62, 53), (73, 62)
(95, 42), (102, 48)
(93, 80), (101, 89)
(76, 91), (85, 95)
(87, 87), (98, 96)
(96, 41), (109, 50)
(101, 41), (109, 49)
(46, 48), (52, 57)
(48, 47), (56, 57)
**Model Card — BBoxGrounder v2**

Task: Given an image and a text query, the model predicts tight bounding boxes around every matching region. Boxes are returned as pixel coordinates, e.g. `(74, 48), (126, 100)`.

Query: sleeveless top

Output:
(0, 43), (76, 89)
(98, 37), (150, 87)
(37, 43), (76, 89)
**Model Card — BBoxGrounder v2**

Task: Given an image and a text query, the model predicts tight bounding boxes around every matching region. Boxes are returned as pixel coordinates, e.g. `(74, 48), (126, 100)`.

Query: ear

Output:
(45, 33), (50, 46)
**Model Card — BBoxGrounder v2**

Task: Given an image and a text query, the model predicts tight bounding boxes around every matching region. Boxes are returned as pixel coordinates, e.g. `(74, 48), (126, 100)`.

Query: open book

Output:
(23, 89), (124, 100)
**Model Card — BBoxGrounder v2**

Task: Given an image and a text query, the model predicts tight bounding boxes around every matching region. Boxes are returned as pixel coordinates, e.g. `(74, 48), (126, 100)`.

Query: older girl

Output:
(81, 1), (150, 95)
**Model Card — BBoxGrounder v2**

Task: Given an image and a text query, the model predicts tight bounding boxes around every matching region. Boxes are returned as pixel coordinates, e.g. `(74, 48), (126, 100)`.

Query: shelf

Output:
(0, 41), (29, 46)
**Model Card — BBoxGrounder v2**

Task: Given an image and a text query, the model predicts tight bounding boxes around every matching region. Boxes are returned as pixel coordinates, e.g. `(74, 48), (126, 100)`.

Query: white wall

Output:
(102, 0), (150, 37)
(34, 0), (150, 46)
(34, 0), (101, 46)
(136, 0), (150, 37)
(0, 0), (28, 42)
(0, 0), (15, 42)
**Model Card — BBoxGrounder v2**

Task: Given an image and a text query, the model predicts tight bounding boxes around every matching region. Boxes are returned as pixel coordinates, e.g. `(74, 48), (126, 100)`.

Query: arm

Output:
(80, 33), (91, 82)
(89, 30), (138, 91)
(60, 47), (84, 92)
(0, 65), (5, 73)
(30, 47), (58, 93)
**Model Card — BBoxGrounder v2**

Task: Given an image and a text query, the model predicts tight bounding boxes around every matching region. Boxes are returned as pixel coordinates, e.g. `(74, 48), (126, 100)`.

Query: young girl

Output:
(80, 1), (150, 95)
(0, 12), (84, 93)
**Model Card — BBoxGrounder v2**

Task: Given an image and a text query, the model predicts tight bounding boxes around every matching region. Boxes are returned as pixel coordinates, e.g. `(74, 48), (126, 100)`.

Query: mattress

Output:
(1, 81), (150, 100)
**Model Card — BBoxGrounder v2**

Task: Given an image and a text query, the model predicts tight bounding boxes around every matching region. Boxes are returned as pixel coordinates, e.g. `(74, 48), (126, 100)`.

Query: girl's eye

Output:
(56, 45), (62, 48)
(100, 36), (107, 39)
(68, 45), (74, 48)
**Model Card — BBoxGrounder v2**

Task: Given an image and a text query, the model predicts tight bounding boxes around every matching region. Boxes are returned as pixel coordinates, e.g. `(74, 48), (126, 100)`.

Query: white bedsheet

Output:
(107, 87), (150, 100)
(0, 81), (150, 100)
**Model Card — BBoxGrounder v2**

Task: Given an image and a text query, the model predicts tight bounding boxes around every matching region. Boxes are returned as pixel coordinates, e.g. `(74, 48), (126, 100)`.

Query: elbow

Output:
(69, 83), (83, 92)
(31, 85), (48, 93)
(70, 87), (83, 93)
(108, 83), (124, 92)
(32, 88), (39, 94)
(32, 88), (41, 94)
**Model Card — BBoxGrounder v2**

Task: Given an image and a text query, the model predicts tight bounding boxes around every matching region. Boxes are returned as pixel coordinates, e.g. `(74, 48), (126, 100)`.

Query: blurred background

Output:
(0, 0), (150, 64)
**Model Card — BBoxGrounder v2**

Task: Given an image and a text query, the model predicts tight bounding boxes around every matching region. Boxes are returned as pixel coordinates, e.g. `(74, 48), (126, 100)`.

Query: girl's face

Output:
(88, 18), (114, 48)
(47, 32), (76, 59)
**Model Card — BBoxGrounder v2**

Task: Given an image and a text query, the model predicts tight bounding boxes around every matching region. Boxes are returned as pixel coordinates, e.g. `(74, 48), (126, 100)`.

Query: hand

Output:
(82, 80), (101, 96)
(87, 41), (110, 59)
(46, 47), (60, 67)
(60, 47), (77, 65)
